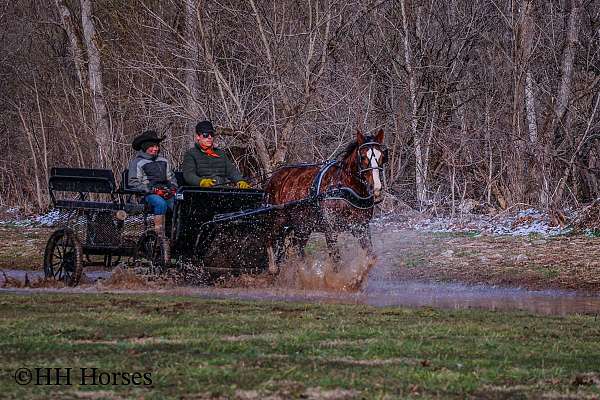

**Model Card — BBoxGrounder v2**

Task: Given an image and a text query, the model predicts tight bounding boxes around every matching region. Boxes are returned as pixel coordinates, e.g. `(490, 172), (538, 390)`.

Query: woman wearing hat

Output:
(128, 130), (178, 238)
(182, 120), (251, 188)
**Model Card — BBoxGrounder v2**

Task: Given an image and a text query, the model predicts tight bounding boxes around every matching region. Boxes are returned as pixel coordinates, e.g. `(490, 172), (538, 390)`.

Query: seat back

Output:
(174, 171), (185, 186)
(49, 168), (116, 194)
(120, 169), (143, 194)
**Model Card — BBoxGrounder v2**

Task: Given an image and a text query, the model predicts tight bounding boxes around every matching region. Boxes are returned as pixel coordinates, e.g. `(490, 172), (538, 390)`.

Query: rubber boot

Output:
(154, 215), (166, 239)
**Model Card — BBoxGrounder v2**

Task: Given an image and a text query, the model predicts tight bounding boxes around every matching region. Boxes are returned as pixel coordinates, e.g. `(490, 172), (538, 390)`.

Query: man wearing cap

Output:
(128, 130), (178, 238)
(182, 120), (251, 188)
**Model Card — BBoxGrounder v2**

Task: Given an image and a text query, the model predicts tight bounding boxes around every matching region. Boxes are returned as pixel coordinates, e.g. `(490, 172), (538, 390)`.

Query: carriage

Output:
(43, 129), (387, 286)
(43, 167), (275, 286)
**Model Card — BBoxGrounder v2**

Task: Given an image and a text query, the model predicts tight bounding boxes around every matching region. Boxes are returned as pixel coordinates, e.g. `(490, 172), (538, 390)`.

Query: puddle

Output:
(1, 269), (111, 284)
(363, 279), (600, 315)
(2, 228), (600, 316)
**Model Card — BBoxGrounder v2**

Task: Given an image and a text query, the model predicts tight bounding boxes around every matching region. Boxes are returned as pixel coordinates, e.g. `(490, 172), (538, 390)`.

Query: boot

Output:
(154, 215), (166, 239)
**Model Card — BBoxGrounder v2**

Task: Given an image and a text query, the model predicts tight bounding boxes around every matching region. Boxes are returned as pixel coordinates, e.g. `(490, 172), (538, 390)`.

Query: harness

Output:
(309, 140), (387, 209)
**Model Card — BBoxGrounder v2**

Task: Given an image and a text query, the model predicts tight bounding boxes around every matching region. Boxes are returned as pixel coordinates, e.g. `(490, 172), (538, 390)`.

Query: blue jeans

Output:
(145, 194), (174, 215)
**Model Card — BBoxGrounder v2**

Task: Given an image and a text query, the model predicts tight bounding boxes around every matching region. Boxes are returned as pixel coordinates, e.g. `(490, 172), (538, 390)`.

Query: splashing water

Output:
(277, 233), (377, 292)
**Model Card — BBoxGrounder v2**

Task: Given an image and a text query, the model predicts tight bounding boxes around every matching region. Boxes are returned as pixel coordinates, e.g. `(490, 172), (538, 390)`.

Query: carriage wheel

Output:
(43, 229), (83, 287)
(135, 230), (170, 273)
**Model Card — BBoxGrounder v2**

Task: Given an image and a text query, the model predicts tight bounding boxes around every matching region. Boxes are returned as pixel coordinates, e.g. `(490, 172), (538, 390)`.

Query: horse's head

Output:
(356, 129), (387, 203)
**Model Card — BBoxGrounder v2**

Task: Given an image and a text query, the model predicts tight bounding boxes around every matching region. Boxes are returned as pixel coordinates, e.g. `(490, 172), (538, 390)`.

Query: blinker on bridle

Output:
(356, 141), (388, 202)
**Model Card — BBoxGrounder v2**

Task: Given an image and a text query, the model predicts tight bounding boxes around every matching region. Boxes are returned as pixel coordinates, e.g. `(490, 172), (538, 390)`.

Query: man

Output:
(128, 130), (178, 238)
(182, 120), (251, 188)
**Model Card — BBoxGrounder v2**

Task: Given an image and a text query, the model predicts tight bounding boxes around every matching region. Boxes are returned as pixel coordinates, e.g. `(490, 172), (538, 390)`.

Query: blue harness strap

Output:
(308, 160), (375, 209)
(319, 187), (375, 209)
(309, 160), (339, 199)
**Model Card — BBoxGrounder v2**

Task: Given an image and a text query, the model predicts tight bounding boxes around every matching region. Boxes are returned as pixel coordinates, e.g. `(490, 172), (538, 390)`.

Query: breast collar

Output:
(309, 160), (374, 209)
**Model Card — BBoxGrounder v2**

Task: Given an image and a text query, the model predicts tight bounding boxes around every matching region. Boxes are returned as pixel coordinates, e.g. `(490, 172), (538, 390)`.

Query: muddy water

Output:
(2, 228), (600, 316)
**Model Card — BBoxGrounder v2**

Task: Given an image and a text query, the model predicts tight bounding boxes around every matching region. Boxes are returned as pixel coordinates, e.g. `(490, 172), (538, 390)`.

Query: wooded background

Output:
(1, 0), (599, 212)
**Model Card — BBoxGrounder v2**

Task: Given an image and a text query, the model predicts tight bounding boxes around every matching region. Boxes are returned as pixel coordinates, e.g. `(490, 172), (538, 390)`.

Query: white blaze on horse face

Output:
(367, 148), (382, 195)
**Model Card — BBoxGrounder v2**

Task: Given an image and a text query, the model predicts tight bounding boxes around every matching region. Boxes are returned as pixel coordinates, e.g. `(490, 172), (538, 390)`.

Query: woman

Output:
(127, 130), (178, 238)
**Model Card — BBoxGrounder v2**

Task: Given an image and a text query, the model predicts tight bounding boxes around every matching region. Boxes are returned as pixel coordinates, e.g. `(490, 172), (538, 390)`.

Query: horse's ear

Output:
(375, 129), (384, 143)
(356, 129), (365, 145)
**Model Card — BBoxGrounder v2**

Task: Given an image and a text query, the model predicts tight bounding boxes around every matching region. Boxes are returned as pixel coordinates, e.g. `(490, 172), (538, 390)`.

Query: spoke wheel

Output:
(135, 230), (170, 273)
(43, 229), (83, 287)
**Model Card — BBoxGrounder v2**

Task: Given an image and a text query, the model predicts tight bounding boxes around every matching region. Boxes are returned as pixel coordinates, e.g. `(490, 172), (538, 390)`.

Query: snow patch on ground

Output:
(0, 206), (575, 236)
(0, 208), (61, 227)
(374, 208), (574, 237)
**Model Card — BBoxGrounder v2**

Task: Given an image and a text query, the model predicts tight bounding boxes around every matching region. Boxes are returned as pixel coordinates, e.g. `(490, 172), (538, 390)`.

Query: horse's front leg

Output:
(292, 229), (311, 260)
(353, 223), (375, 259)
(325, 229), (341, 272)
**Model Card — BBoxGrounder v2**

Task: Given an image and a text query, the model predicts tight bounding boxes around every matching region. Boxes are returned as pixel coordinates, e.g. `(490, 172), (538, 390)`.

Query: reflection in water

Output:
(363, 280), (600, 316)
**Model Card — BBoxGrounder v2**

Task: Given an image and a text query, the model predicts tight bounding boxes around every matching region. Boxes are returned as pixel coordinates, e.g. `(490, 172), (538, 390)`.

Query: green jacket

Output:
(182, 144), (243, 186)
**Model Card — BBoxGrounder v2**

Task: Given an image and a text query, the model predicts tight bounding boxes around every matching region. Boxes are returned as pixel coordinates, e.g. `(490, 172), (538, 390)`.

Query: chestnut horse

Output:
(264, 129), (387, 272)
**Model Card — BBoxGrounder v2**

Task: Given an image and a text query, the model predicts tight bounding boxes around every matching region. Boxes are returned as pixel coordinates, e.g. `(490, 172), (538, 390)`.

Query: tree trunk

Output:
(400, 0), (426, 209)
(550, 0), (581, 205)
(54, 0), (87, 86)
(184, 0), (202, 140)
(525, 72), (538, 144)
(81, 0), (112, 167)
(18, 108), (43, 209)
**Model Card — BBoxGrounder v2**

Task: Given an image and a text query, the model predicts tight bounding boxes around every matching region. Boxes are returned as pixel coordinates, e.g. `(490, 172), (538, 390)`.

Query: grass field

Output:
(1, 293), (599, 399)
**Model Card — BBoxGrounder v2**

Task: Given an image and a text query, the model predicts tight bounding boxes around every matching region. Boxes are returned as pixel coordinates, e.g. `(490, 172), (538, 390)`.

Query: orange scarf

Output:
(200, 144), (220, 158)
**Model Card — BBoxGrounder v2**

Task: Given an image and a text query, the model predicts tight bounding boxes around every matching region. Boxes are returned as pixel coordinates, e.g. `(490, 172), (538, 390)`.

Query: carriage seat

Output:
(49, 167), (145, 213)
(48, 167), (135, 210)
(119, 169), (144, 195)
(50, 167), (116, 193)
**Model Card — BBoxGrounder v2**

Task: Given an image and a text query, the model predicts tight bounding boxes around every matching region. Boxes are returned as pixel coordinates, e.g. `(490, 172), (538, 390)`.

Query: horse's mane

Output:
(339, 135), (376, 162)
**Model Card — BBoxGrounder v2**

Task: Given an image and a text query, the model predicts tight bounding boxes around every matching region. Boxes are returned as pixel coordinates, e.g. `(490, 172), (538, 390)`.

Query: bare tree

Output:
(81, 0), (112, 167)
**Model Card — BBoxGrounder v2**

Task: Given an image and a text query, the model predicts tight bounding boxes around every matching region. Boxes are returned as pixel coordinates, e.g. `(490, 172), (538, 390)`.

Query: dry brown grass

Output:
(423, 235), (600, 291)
(99, 266), (149, 289)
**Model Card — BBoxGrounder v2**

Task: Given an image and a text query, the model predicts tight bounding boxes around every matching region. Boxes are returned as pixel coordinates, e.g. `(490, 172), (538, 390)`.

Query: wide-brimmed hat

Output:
(132, 130), (165, 151)
(195, 120), (215, 134)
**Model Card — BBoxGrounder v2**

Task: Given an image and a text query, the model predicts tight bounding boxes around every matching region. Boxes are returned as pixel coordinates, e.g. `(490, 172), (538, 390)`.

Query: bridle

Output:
(356, 141), (388, 203)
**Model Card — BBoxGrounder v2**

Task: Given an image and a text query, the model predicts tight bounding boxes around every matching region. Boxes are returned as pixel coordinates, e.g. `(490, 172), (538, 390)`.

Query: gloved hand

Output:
(152, 185), (176, 199)
(237, 180), (251, 189)
(199, 178), (216, 188)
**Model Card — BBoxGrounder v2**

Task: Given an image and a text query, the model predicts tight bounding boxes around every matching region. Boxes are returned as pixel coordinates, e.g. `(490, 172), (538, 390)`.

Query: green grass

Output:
(1, 293), (599, 399)
(585, 229), (600, 238)
(403, 253), (427, 268)
(530, 264), (561, 279)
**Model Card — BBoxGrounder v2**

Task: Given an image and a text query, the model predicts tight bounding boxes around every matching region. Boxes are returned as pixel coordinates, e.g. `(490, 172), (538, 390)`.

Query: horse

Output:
(264, 129), (387, 273)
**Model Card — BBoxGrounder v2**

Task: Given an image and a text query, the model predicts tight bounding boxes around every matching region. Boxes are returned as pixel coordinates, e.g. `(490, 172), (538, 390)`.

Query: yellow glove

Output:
(237, 180), (251, 189)
(199, 178), (216, 188)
